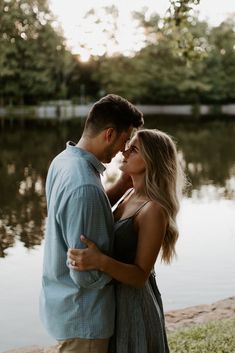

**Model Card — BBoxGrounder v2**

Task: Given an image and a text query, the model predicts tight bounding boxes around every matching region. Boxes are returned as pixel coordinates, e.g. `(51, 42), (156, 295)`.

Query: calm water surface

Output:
(0, 118), (235, 351)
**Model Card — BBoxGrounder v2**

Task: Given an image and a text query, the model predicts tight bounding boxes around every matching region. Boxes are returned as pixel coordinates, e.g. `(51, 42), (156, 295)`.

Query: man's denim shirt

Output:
(40, 142), (115, 340)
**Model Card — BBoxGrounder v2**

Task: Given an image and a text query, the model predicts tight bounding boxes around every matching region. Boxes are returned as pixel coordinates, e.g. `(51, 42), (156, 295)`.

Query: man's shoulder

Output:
(70, 183), (106, 200)
(46, 149), (107, 201)
(49, 150), (97, 182)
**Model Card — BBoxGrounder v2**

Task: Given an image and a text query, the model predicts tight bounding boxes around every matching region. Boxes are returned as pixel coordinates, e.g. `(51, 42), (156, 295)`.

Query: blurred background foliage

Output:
(0, 0), (235, 105)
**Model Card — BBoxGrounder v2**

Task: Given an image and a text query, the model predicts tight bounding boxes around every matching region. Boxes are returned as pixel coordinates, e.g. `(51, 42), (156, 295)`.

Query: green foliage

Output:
(0, 0), (73, 104)
(168, 317), (235, 353)
(67, 56), (101, 103)
(163, 0), (206, 63)
(89, 11), (235, 104)
(202, 19), (235, 103)
(90, 18), (209, 103)
(1, 0), (235, 105)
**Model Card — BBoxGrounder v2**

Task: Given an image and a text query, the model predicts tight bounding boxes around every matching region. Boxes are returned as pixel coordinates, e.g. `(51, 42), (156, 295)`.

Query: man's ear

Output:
(104, 127), (117, 143)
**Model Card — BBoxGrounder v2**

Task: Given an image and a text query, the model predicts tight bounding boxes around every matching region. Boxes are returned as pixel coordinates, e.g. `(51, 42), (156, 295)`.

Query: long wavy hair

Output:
(137, 129), (185, 264)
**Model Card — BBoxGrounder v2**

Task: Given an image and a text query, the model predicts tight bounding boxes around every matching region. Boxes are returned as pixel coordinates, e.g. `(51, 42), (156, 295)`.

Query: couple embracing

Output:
(40, 94), (184, 353)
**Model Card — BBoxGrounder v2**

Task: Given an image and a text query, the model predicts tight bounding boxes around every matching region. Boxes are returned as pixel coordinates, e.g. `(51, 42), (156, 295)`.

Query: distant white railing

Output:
(1, 104), (235, 119)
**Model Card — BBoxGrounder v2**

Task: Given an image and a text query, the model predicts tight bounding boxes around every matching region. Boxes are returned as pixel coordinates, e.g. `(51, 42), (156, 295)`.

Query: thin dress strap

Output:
(132, 200), (150, 218)
(112, 188), (133, 212)
(113, 190), (150, 221)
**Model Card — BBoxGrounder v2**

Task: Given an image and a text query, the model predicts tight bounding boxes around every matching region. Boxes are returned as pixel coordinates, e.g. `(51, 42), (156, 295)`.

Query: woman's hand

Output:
(68, 235), (102, 271)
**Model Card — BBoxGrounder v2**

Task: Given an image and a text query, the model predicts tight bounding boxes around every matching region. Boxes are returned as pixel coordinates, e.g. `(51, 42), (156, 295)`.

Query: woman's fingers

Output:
(80, 235), (95, 248)
(67, 249), (90, 270)
(69, 263), (82, 271)
(67, 238), (98, 271)
(68, 249), (79, 259)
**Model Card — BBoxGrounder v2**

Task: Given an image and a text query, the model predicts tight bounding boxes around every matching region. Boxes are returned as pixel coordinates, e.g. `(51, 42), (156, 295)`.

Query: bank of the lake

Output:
(3, 296), (235, 353)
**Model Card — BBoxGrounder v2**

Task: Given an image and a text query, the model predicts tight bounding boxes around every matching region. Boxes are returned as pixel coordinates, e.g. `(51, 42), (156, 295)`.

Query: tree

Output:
(92, 10), (212, 104)
(66, 55), (101, 103)
(163, 0), (205, 63)
(0, 0), (72, 104)
(203, 17), (235, 103)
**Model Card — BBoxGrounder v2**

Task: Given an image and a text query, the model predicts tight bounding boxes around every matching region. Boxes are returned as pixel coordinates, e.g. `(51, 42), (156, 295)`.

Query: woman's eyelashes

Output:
(129, 145), (138, 153)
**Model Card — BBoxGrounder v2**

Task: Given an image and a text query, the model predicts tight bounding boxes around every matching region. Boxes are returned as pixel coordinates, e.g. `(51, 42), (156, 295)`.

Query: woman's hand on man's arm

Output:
(68, 235), (105, 271)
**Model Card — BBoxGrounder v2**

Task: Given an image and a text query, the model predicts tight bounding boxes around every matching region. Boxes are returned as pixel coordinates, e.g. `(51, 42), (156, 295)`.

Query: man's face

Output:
(103, 126), (133, 163)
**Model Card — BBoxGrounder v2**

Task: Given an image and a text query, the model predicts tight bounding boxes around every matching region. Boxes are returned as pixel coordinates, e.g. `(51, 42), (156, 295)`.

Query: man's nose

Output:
(120, 145), (126, 153)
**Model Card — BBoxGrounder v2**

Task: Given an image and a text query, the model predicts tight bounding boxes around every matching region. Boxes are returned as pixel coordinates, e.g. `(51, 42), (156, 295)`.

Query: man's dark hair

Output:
(84, 94), (144, 135)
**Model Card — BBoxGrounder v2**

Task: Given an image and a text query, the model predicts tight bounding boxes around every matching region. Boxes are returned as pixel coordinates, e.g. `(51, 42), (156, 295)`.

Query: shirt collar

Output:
(66, 141), (106, 175)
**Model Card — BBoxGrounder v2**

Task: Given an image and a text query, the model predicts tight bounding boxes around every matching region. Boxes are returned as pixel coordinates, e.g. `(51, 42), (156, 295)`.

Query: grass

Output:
(168, 317), (235, 353)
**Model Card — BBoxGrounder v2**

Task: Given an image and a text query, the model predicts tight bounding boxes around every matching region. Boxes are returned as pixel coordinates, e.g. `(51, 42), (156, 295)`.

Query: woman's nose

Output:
(122, 149), (129, 158)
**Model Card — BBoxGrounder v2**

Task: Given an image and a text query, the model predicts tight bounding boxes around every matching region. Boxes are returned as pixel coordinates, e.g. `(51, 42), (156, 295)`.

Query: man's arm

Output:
(68, 201), (166, 288)
(57, 185), (114, 289)
(106, 172), (133, 206)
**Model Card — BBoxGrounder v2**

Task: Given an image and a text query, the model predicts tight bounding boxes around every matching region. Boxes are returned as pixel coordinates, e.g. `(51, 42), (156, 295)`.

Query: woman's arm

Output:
(68, 202), (167, 288)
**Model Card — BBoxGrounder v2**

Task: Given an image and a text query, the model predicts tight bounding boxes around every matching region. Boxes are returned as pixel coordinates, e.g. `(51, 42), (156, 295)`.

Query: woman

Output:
(68, 129), (185, 353)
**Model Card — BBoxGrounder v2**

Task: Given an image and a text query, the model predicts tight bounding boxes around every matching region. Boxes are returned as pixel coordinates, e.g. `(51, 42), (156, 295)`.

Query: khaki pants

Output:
(57, 337), (109, 353)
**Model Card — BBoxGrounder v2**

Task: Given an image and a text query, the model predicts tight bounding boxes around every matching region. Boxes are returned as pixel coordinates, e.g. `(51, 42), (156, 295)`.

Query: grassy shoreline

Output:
(168, 317), (235, 353)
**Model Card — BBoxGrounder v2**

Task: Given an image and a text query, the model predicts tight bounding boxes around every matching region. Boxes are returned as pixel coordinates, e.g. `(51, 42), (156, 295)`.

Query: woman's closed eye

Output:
(129, 145), (138, 153)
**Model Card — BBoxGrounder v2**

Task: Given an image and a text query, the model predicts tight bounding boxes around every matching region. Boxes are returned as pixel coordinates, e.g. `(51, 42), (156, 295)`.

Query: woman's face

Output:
(120, 135), (146, 175)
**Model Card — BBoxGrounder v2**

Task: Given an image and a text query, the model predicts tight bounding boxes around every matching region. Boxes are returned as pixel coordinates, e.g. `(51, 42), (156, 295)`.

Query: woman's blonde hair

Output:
(137, 129), (185, 264)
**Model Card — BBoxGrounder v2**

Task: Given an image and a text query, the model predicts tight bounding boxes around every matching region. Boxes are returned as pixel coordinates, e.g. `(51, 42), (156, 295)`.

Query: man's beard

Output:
(103, 143), (116, 163)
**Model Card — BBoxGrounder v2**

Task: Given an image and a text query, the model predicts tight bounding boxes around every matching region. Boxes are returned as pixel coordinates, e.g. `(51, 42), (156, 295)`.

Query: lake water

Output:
(0, 118), (235, 352)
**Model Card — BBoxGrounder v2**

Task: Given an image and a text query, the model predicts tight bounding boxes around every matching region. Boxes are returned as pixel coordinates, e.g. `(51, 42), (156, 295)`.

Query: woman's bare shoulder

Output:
(137, 200), (167, 228)
(134, 200), (167, 244)
(144, 199), (165, 215)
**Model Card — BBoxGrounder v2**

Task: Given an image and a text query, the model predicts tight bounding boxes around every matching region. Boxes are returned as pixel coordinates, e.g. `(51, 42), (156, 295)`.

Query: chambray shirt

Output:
(40, 142), (115, 340)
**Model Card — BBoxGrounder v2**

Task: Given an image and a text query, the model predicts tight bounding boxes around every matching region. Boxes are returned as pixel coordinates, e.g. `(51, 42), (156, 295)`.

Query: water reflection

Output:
(0, 120), (235, 257)
(0, 126), (67, 257)
(175, 123), (235, 199)
(145, 119), (235, 199)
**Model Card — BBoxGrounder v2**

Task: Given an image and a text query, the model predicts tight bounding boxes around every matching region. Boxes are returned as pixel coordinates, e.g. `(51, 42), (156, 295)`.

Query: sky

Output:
(49, 0), (235, 60)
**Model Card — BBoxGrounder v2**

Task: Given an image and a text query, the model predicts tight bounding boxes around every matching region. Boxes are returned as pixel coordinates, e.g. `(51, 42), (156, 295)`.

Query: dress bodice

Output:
(114, 217), (138, 263)
(113, 199), (149, 263)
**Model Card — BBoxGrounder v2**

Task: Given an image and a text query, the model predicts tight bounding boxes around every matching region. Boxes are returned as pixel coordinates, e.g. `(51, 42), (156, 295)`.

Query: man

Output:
(40, 94), (144, 353)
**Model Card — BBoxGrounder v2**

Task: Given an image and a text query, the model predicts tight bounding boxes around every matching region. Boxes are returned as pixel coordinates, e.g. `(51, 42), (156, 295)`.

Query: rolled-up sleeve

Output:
(57, 184), (114, 289)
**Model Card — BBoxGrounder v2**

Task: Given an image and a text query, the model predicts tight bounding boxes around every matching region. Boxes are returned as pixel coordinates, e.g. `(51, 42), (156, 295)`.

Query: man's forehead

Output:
(117, 127), (135, 143)
(125, 126), (135, 138)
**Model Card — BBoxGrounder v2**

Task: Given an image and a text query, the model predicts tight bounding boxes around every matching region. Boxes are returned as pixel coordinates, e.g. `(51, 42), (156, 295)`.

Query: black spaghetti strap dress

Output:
(109, 202), (170, 353)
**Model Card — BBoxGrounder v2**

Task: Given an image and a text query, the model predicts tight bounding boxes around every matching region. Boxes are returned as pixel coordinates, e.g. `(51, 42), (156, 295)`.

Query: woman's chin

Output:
(119, 163), (126, 172)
